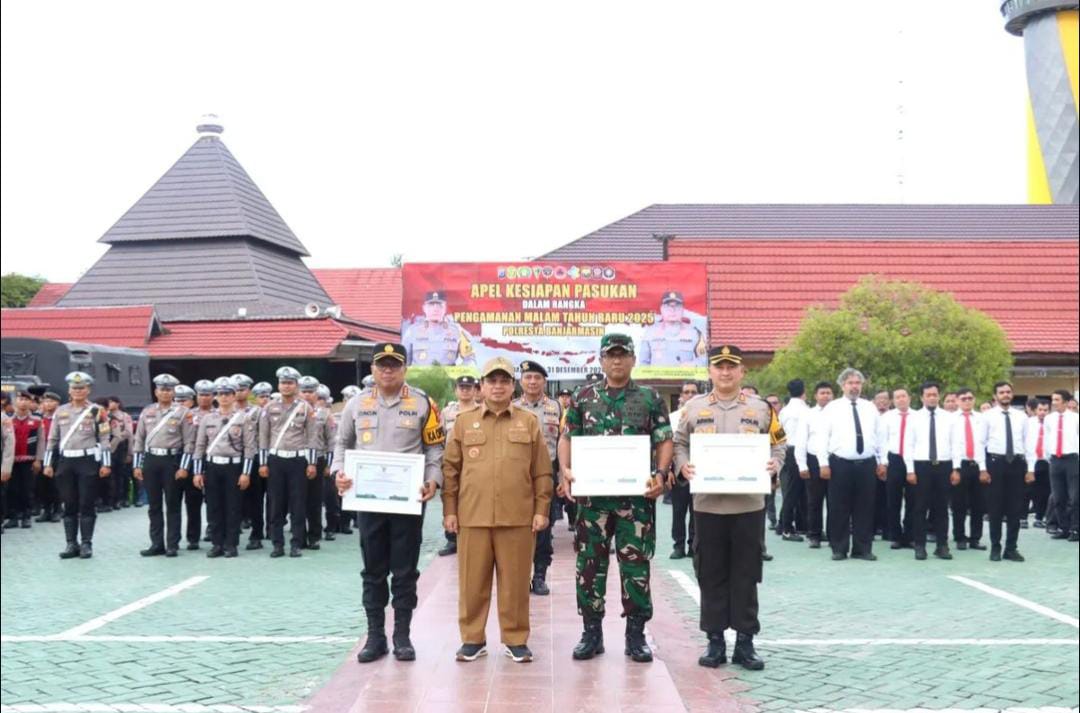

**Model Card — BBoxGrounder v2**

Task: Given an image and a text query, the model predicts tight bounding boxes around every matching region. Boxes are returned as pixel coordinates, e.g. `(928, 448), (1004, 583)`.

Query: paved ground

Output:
(1, 499), (1077, 712)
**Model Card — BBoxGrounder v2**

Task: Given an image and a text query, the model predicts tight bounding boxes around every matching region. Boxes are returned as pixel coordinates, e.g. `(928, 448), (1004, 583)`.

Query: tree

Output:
(406, 365), (454, 408)
(1, 273), (46, 308)
(753, 277), (1013, 403)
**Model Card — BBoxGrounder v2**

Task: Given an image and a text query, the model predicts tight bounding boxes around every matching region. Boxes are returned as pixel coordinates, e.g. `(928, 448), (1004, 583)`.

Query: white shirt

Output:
(1024, 416), (1050, 464)
(794, 404), (825, 472)
(906, 407), (955, 472)
(779, 398), (809, 450)
(1045, 410), (1080, 457)
(815, 396), (883, 462)
(950, 410), (986, 470)
(981, 406), (1028, 459)
(876, 408), (915, 463)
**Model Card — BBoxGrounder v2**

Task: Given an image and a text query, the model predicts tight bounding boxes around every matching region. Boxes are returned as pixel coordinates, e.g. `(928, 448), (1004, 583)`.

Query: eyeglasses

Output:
(373, 361), (404, 372)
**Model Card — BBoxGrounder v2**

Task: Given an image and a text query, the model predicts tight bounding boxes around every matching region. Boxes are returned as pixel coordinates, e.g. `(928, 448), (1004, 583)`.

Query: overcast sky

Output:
(1, 1), (1028, 283)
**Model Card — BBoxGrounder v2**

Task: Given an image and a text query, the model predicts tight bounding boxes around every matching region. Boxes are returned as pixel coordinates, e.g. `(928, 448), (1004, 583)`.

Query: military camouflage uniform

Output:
(565, 379), (672, 620)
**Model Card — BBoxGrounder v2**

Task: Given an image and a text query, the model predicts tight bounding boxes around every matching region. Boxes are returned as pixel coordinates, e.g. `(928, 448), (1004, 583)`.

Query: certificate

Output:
(570, 435), (652, 497)
(341, 450), (424, 515)
(689, 433), (771, 494)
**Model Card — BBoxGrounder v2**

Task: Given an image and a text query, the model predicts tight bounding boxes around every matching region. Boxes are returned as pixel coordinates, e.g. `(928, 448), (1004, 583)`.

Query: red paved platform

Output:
(307, 528), (752, 713)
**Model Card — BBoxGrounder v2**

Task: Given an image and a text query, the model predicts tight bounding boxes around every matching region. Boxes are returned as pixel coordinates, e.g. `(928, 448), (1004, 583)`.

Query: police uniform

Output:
(106, 405), (134, 511)
(43, 372), (112, 559)
(243, 380), (272, 548)
(402, 290), (476, 366)
(673, 345), (786, 669)
(258, 366), (318, 558)
(332, 342), (444, 663)
(438, 374), (480, 555)
(134, 374), (196, 556)
(512, 360), (562, 594)
(193, 378), (255, 556)
(300, 376), (332, 547)
(317, 385), (342, 540)
(638, 291), (707, 367)
(183, 379), (216, 549)
(562, 333), (673, 663)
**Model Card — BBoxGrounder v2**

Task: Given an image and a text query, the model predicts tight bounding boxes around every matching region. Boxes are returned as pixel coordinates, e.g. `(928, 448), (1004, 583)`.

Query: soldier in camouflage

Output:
(557, 333), (673, 663)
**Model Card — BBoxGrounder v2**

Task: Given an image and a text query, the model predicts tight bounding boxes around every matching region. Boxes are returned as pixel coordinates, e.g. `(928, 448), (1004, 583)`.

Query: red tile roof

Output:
(669, 240), (1079, 354)
(147, 318), (384, 359)
(313, 268), (402, 330)
(0, 305), (159, 347)
(26, 282), (72, 307)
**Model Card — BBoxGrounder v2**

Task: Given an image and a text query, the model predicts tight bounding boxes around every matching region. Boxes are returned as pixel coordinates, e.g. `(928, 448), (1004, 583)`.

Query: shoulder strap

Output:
(207, 411), (246, 455)
(145, 406), (178, 447)
(272, 401), (304, 451)
(57, 406), (95, 452)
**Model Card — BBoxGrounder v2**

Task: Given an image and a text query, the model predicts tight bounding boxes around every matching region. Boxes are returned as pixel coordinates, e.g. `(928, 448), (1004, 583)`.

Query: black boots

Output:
(357, 609), (389, 663)
(572, 616), (604, 660)
(732, 632), (765, 670)
(392, 609), (415, 661)
(699, 633), (727, 667)
(59, 519), (80, 559)
(79, 517), (95, 558)
(530, 570), (550, 596)
(624, 616), (653, 662)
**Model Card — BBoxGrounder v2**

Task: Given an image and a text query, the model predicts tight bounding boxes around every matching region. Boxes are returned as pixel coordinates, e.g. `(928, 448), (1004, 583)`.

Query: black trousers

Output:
(205, 462), (243, 549)
(985, 454), (1027, 550)
(778, 447), (804, 534)
(8, 461), (34, 519)
(873, 477), (888, 536)
(359, 508), (425, 612)
(1049, 453), (1079, 534)
(268, 455), (308, 548)
(179, 473), (203, 544)
(671, 481), (695, 549)
(827, 456), (877, 556)
(111, 443), (130, 505)
(805, 454), (827, 540)
(884, 452), (914, 543)
(323, 472), (342, 533)
(693, 508), (764, 635)
(1028, 459), (1050, 521)
(56, 455), (99, 543)
(912, 461), (951, 547)
(143, 454), (183, 549)
(244, 455), (267, 541)
(951, 460), (985, 544)
(36, 465), (61, 516)
(305, 457), (325, 543)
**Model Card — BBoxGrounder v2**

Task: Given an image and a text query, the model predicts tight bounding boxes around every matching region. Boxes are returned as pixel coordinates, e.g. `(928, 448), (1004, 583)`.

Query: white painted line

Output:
(797, 708), (1078, 713)
(949, 575), (1080, 629)
(0, 705), (308, 713)
(56, 576), (210, 638)
(0, 634), (354, 644)
(667, 568), (700, 604)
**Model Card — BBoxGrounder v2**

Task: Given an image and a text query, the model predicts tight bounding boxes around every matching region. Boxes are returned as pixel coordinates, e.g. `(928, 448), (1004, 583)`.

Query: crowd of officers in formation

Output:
(2, 334), (1078, 672)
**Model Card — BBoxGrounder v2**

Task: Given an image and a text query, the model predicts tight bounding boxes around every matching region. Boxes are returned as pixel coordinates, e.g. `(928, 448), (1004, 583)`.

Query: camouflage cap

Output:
(600, 333), (635, 355)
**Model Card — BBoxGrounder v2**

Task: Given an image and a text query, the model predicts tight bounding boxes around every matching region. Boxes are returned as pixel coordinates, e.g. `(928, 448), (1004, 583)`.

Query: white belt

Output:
(148, 448), (180, 456)
(61, 448), (97, 458)
(209, 456), (243, 465)
(269, 449), (301, 458)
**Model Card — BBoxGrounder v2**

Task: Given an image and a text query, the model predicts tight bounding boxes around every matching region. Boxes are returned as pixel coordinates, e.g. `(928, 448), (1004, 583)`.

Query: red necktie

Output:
(1057, 415), (1065, 458)
(1036, 421), (1044, 460)
(899, 411), (907, 457)
(964, 412), (974, 459)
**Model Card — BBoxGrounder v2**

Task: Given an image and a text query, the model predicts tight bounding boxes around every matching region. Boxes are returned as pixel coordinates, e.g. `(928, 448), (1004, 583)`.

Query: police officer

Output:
(299, 375), (331, 549)
(336, 384), (360, 536)
(342, 385), (361, 401)
(244, 380), (272, 549)
(134, 374), (196, 557)
(184, 380), (216, 549)
(557, 388), (573, 412)
(512, 360), (562, 595)
(333, 342), (445, 663)
(673, 345), (785, 670)
(42, 372), (112, 559)
(316, 384), (341, 541)
(402, 290), (476, 366)
(259, 366), (318, 558)
(437, 374), (480, 556)
(175, 384), (196, 409)
(193, 377), (255, 558)
(558, 333), (673, 663)
(638, 291), (707, 367)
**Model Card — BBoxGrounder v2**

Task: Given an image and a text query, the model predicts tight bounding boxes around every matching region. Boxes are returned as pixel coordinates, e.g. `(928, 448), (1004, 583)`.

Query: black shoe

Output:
(140, 546), (166, 557)
(624, 617), (652, 662)
(670, 546), (687, 560)
(203, 534), (212, 542)
(224, 547), (238, 558)
(207, 547), (224, 558)
(338, 526), (353, 535)
(698, 633), (727, 667)
(271, 545), (285, 558)
(505, 644), (533, 663)
(762, 551), (774, 562)
(49, 512), (61, 522)
(165, 548), (179, 558)
(79, 542), (93, 559)
(956, 540), (968, 550)
(1003, 549), (1025, 562)
(392, 609), (415, 661)
(914, 546), (927, 560)
(851, 552), (877, 561)
(1033, 519), (1046, 528)
(934, 546), (953, 560)
(438, 543), (457, 557)
(968, 541), (987, 551)
(306, 541), (321, 550)
(1051, 531), (1071, 540)
(289, 546), (302, 558)
(3, 519), (18, 530)
(357, 633), (389, 663)
(989, 545), (1002, 561)
(246, 540), (263, 551)
(732, 632), (764, 671)
(186, 542), (200, 551)
(325, 531), (336, 541)
(59, 542), (80, 559)
(530, 574), (550, 596)
(34, 513), (50, 523)
(808, 538), (821, 549)
(1047, 526), (1062, 536)
(890, 541), (904, 550)
(572, 617), (605, 660)
(782, 532), (804, 542)
(831, 552), (848, 561)
(455, 642), (487, 661)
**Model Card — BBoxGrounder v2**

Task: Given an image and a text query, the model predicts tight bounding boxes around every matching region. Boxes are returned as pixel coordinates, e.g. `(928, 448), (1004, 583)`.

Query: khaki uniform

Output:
(133, 402), (196, 551)
(194, 407), (256, 550)
(402, 317), (476, 366)
(194, 409), (257, 466)
(442, 402), (552, 646)
(44, 402), (112, 546)
(639, 320), (707, 366)
(258, 398), (317, 550)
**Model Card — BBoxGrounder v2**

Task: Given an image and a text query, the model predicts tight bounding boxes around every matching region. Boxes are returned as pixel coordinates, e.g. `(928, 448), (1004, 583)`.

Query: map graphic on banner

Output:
(400, 262), (709, 381)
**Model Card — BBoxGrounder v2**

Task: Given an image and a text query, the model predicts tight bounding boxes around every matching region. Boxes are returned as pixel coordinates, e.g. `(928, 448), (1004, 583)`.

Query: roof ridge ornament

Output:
(196, 113), (224, 137)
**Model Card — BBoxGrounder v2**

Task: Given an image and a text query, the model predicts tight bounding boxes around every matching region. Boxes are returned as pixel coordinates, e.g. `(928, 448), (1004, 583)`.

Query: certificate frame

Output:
(341, 449), (424, 515)
(689, 433), (771, 494)
(570, 434), (652, 497)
